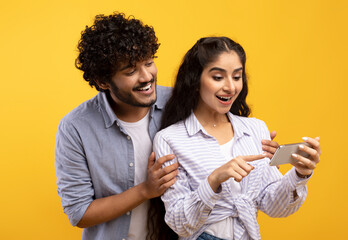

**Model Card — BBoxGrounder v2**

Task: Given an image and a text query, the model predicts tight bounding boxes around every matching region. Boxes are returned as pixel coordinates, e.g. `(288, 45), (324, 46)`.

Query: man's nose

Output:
(139, 67), (152, 82)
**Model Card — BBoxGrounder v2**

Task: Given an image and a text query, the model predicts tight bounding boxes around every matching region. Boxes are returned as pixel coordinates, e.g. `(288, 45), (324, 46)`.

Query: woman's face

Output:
(197, 50), (243, 115)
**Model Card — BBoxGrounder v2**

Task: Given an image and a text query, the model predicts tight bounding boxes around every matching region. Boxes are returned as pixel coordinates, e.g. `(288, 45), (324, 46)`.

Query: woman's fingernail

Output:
(299, 145), (304, 149)
(302, 137), (308, 141)
(292, 153), (297, 158)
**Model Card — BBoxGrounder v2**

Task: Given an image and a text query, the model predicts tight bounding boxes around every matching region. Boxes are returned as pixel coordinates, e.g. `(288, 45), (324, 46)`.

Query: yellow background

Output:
(1, 0), (347, 239)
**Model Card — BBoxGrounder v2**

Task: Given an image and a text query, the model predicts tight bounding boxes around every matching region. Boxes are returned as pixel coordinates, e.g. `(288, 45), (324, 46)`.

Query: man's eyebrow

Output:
(119, 64), (134, 71)
(208, 67), (243, 73)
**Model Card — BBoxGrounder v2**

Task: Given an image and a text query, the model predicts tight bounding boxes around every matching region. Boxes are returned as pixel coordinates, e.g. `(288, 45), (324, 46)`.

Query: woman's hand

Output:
(208, 154), (265, 193)
(291, 137), (321, 177)
(261, 131), (280, 159)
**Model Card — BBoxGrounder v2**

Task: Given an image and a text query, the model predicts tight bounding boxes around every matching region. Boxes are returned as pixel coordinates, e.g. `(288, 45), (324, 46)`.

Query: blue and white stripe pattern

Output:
(153, 112), (310, 240)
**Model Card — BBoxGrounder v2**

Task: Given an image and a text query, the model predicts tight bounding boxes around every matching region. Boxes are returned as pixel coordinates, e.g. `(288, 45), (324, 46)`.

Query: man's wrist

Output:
(137, 182), (152, 200)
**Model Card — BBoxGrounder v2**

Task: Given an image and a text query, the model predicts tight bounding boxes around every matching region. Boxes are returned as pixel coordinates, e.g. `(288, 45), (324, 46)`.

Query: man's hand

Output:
(77, 153), (179, 228)
(142, 152), (179, 199)
(261, 131), (279, 159)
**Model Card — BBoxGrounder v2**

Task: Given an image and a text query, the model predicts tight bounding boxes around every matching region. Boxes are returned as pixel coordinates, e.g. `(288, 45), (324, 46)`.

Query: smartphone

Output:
(269, 142), (311, 166)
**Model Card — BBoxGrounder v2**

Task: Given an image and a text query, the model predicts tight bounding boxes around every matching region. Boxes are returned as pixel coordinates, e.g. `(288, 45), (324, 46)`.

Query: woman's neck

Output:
(193, 107), (229, 128)
(193, 108), (234, 145)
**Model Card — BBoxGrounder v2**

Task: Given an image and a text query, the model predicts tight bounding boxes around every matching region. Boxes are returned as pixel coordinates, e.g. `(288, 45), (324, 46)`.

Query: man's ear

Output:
(95, 79), (110, 91)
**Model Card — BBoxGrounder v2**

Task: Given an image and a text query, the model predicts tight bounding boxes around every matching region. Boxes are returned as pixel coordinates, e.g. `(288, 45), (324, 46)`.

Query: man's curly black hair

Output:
(75, 12), (160, 91)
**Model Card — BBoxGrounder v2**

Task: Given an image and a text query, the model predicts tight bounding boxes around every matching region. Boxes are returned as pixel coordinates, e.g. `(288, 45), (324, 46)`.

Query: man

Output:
(55, 12), (278, 240)
(55, 12), (179, 240)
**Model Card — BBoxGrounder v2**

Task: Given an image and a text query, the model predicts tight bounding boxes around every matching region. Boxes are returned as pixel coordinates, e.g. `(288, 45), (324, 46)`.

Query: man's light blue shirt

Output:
(55, 86), (171, 240)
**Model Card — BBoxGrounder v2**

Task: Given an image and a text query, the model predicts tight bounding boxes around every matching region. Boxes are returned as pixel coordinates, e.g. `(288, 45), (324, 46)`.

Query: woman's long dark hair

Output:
(147, 197), (177, 240)
(161, 36), (250, 130)
(147, 37), (250, 240)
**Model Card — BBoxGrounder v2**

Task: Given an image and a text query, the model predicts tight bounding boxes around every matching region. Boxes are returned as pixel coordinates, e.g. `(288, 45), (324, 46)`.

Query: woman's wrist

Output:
(208, 173), (221, 193)
(295, 169), (312, 179)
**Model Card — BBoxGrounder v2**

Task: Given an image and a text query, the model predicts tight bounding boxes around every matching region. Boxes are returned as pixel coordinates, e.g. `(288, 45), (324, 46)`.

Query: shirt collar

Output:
(97, 92), (118, 128)
(153, 85), (167, 110)
(185, 111), (251, 138)
(227, 113), (251, 139)
(184, 112), (203, 136)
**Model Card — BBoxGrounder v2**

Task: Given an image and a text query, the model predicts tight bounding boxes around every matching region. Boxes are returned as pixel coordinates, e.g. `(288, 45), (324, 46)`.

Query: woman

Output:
(153, 37), (321, 240)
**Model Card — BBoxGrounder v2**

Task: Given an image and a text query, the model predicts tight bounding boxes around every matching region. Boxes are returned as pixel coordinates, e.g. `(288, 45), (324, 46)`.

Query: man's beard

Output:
(109, 78), (157, 108)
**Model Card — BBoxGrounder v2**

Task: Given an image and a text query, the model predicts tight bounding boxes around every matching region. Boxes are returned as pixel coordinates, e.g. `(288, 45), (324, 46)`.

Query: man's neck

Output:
(105, 91), (151, 122)
(109, 99), (150, 123)
(115, 105), (150, 122)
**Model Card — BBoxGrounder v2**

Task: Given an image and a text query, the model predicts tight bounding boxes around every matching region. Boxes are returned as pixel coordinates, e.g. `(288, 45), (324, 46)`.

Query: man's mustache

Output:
(133, 77), (156, 90)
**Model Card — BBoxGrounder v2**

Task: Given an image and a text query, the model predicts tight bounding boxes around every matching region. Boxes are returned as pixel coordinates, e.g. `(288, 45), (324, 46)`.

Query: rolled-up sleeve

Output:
(55, 119), (94, 226)
(256, 119), (310, 218)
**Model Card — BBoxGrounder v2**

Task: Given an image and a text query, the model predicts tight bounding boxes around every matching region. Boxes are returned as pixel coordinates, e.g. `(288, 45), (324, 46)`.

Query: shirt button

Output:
(126, 211), (130, 215)
(127, 135), (131, 140)
(116, 122), (119, 126)
(129, 162), (134, 167)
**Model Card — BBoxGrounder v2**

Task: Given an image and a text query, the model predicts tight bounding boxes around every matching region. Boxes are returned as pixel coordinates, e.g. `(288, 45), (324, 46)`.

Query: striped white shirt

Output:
(153, 112), (310, 240)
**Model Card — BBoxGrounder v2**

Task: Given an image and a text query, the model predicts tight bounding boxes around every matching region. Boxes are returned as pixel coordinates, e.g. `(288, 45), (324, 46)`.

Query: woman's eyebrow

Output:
(208, 67), (243, 73)
(209, 67), (226, 73)
(233, 67), (243, 73)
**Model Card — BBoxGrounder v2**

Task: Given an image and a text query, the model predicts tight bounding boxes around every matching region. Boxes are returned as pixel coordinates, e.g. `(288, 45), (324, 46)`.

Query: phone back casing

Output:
(269, 142), (311, 166)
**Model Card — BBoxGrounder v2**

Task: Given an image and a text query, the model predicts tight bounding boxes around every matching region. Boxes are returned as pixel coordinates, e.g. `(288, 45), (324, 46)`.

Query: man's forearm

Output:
(77, 182), (149, 228)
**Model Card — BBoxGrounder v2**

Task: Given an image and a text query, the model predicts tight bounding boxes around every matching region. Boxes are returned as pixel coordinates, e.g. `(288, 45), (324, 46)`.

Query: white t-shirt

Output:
(205, 137), (241, 240)
(118, 111), (152, 240)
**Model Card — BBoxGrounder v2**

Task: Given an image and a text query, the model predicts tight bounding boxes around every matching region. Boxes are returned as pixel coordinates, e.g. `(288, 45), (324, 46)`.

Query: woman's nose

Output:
(223, 78), (235, 93)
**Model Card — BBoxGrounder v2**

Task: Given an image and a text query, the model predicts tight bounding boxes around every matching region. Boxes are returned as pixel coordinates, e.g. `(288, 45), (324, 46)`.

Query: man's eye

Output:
(145, 61), (153, 67)
(126, 69), (136, 76)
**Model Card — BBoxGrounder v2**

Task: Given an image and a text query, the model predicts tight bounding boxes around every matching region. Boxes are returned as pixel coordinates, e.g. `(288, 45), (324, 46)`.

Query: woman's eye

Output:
(233, 76), (241, 81)
(213, 76), (223, 81)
